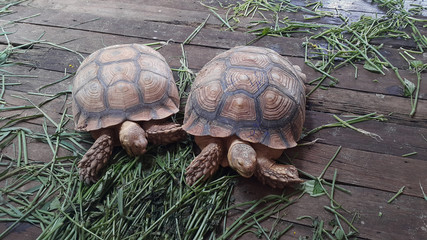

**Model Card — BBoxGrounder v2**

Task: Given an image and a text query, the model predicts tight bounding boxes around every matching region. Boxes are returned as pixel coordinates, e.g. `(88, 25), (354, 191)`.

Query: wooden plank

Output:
(6, 40), (427, 107)
(232, 178), (427, 240)
(225, 209), (313, 240)
(0, 65), (74, 95)
(4, 4), (425, 63)
(26, 0), (212, 26)
(288, 143), (427, 197)
(303, 110), (427, 161)
(0, 87), (73, 131)
(0, 223), (41, 240)
(2, 17), (425, 100)
(0, 122), (77, 164)
(24, 0), (427, 33)
(307, 85), (427, 127)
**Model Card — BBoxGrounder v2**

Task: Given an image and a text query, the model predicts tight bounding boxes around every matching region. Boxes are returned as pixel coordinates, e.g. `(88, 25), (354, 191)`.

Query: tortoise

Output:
(72, 43), (186, 184)
(183, 46), (306, 188)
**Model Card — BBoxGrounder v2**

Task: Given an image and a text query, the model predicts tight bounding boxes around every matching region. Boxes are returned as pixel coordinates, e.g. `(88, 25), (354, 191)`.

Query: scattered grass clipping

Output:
(205, 0), (426, 116)
(387, 186), (405, 204)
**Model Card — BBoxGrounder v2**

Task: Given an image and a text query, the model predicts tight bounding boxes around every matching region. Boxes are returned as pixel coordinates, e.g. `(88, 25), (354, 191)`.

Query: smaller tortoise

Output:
(183, 46), (306, 188)
(73, 44), (185, 184)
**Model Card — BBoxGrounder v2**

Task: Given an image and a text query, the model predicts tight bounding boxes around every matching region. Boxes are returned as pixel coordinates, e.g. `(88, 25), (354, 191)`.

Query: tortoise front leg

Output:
(142, 120), (187, 145)
(253, 143), (302, 188)
(185, 136), (225, 186)
(119, 121), (148, 156)
(78, 129), (114, 184)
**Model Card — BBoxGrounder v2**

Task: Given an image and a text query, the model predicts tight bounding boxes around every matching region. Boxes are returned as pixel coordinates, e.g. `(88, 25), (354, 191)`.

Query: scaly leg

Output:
(185, 136), (225, 186)
(78, 131), (114, 184)
(253, 143), (302, 188)
(142, 121), (187, 145)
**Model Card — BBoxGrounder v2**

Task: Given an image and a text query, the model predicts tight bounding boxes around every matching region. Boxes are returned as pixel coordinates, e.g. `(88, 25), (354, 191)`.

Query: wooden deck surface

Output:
(0, 0), (426, 239)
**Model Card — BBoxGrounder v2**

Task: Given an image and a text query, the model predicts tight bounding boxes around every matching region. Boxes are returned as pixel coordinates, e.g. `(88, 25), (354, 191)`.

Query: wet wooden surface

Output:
(0, 0), (426, 239)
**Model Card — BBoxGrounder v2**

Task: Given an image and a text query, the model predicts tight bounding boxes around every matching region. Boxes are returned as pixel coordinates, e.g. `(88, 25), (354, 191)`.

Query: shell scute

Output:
(98, 46), (138, 63)
(100, 61), (139, 85)
(224, 68), (267, 94)
(139, 71), (169, 104)
(220, 93), (256, 121)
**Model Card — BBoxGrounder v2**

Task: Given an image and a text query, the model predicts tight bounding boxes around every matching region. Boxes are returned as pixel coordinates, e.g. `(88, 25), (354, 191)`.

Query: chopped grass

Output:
(401, 152), (417, 157)
(387, 186), (406, 203)
(298, 146), (359, 239)
(301, 112), (387, 139)
(35, 147), (238, 240)
(332, 114), (383, 141)
(205, 0), (426, 117)
(216, 191), (302, 240)
(172, 44), (196, 105)
(420, 182), (427, 202)
(183, 15), (210, 45)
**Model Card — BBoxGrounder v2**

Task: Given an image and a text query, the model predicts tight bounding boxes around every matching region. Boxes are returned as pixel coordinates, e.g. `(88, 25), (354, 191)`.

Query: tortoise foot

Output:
(255, 160), (303, 188)
(78, 134), (113, 184)
(143, 121), (187, 145)
(185, 142), (224, 186)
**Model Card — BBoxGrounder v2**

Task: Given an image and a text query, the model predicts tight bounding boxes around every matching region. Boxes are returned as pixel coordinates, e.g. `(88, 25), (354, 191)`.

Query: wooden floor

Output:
(0, 0), (426, 239)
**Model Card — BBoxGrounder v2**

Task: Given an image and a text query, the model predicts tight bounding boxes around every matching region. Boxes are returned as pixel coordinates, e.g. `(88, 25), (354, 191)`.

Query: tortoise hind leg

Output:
(142, 121), (187, 145)
(185, 137), (225, 186)
(253, 143), (302, 188)
(78, 132), (114, 184)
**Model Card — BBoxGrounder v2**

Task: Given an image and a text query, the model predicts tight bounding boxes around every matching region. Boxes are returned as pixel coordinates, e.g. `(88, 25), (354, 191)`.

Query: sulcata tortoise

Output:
(72, 44), (185, 184)
(183, 46), (306, 188)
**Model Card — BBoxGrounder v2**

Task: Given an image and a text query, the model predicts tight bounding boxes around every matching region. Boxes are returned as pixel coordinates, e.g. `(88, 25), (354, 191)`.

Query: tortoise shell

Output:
(72, 44), (179, 132)
(182, 46), (306, 149)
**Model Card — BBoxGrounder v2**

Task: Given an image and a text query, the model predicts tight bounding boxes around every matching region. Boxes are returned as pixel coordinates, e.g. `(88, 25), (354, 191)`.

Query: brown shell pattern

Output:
(72, 44), (179, 132)
(183, 46), (306, 149)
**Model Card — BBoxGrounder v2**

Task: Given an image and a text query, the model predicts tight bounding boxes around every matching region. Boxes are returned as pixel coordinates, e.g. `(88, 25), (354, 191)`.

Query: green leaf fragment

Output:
(387, 186), (405, 203)
(334, 228), (345, 240)
(49, 197), (61, 211)
(403, 78), (416, 96)
(302, 180), (325, 197)
(363, 61), (383, 73)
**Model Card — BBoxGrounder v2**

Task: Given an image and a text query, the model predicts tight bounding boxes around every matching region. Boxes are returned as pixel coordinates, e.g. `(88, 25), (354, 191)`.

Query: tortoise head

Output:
(227, 138), (257, 178)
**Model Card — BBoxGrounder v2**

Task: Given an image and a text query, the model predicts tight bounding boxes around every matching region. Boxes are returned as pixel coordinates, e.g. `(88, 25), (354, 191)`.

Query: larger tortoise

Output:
(73, 44), (185, 184)
(183, 46), (306, 188)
